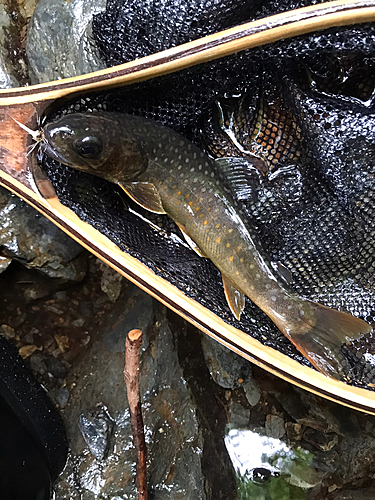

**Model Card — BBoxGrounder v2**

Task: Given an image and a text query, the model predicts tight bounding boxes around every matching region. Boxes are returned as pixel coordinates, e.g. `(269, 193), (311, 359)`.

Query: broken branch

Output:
(124, 329), (147, 500)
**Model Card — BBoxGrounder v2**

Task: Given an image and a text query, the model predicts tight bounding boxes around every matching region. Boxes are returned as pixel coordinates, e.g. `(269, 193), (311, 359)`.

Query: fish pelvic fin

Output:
(287, 302), (372, 379)
(222, 275), (246, 320)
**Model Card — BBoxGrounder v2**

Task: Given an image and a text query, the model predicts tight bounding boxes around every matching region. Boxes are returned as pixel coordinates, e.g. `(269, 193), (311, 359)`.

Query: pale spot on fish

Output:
(240, 258), (244, 263)
(215, 223), (220, 229)
(216, 237), (221, 243)
(228, 229), (233, 234)
(237, 246), (242, 252)
(178, 165), (182, 170)
(190, 167), (195, 173)
(164, 157), (169, 163)
(199, 214), (204, 218)
(203, 220), (208, 226)
(179, 140), (184, 146)
(186, 194), (190, 199)
(226, 243), (231, 248)
(188, 201), (193, 206)
(236, 271), (240, 276)
(229, 256), (234, 262)
(185, 158), (190, 163)
(176, 191), (182, 196)
(196, 206), (200, 211)
(272, 296), (277, 302)
(198, 165), (202, 170)
(158, 143), (162, 149)
(249, 264), (254, 269)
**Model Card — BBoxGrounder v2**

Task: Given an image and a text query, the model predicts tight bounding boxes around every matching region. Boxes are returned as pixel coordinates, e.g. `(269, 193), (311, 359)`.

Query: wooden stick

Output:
(124, 329), (147, 500)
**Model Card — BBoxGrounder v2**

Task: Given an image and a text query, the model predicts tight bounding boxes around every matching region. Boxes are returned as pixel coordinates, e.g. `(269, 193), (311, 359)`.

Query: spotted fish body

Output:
(41, 112), (372, 378)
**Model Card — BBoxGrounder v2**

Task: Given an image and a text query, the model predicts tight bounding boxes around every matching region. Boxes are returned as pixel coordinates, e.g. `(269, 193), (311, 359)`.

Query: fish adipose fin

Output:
(287, 302), (373, 379)
(177, 224), (207, 257)
(120, 182), (166, 214)
(222, 275), (246, 320)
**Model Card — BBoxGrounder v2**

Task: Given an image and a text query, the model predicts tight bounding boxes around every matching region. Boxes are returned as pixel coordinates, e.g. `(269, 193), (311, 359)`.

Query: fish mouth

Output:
(40, 141), (69, 165)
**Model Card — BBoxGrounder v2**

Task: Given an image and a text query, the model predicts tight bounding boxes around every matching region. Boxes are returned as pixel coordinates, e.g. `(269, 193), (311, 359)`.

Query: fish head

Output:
(42, 113), (147, 182)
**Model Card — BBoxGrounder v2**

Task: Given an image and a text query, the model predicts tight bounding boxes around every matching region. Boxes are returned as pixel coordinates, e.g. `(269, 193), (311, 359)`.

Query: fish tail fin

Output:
(287, 302), (372, 379)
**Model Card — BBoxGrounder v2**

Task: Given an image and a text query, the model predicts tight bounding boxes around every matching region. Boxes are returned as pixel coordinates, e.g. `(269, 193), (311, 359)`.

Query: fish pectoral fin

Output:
(119, 182), (166, 214)
(177, 224), (207, 257)
(222, 274), (245, 321)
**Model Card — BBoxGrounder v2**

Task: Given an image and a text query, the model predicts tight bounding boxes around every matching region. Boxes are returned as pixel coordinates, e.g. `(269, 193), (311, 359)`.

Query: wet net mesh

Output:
(39, 0), (375, 387)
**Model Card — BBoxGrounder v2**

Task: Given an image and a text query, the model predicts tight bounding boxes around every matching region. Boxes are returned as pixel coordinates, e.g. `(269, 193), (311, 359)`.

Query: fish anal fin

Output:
(285, 302), (372, 379)
(222, 274), (245, 321)
(120, 182), (166, 214)
(177, 223), (206, 257)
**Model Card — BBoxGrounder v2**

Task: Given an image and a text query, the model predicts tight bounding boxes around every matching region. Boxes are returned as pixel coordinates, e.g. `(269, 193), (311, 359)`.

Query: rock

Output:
(200, 334), (252, 389)
(228, 400), (250, 429)
(0, 187), (86, 280)
(332, 488), (375, 499)
(265, 414), (285, 440)
(26, 0), (106, 84)
(243, 378), (261, 407)
(54, 293), (206, 499)
(97, 260), (123, 302)
(0, 324), (16, 339)
(78, 405), (115, 461)
(55, 388), (70, 409)
(103, 285), (155, 353)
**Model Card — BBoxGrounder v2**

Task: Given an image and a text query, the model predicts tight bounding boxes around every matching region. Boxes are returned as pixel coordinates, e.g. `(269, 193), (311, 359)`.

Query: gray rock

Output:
(78, 405), (115, 461)
(103, 286), (155, 353)
(55, 388), (70, 409)
(54, 294), (206, 499)
(332, 488), (375, 500)
(0, 187), (85, 280)
(201, 333), (252, 389)
(243, 378), (261, 407)
(265, 414), (285, 440)
(26, 0), (106, 84)
(228, 400), (250, 429)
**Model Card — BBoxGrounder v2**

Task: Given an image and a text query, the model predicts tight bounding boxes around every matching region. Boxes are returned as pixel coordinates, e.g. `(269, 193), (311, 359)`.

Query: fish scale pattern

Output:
(40, 4), (375, 387)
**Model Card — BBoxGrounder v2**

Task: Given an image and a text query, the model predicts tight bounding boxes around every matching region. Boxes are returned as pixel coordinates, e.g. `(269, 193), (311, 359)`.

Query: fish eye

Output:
(74, 136), (103, 159)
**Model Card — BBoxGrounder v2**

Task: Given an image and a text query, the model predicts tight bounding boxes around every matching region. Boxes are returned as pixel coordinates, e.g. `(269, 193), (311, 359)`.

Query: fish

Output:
(39, 111), (372, 379)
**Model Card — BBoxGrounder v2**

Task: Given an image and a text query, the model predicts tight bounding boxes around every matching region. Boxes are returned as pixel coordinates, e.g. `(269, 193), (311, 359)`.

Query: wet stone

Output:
(0, 187), (85, 280)
(265, 414), (285, 440)
(78, 405), (115, 461)
(55, 388), (70, 409)
(26, 0), (106, 84)
(200, 333), (252, 389)
(332, 488), (375, 499)
(243, 378), (261, 406)
(228, 400), (251, 429)
(103, 285), (155, 353)
(54, 295), (206, 499)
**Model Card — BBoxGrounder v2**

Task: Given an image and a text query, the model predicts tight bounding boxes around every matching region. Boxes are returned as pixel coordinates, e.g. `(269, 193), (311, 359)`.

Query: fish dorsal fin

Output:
(222, 274), (246, 321)
(214, 156), (267, 202)
(177, 223), (207, 257)
(120, 182), (166, 214)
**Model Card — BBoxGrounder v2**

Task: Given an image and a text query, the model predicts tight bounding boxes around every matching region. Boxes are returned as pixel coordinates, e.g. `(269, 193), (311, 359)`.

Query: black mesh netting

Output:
(38, 0), (375, 388)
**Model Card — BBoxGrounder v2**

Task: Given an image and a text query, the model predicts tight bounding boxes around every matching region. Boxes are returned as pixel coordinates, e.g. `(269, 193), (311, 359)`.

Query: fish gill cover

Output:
(39, 0), (375, 387)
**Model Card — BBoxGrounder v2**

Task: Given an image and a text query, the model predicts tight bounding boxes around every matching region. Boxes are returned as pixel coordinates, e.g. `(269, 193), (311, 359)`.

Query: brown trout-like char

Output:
(40, 112), (372, 379)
